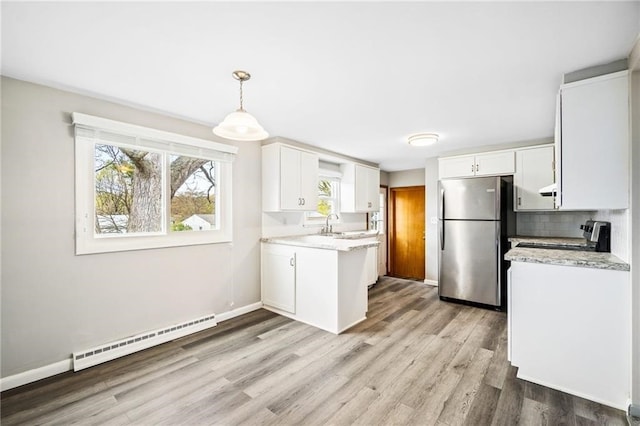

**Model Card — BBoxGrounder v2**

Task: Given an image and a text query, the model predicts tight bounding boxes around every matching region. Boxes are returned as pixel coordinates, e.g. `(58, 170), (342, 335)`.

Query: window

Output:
(74, 113), (237, 254)
(305, 176), (341, 225)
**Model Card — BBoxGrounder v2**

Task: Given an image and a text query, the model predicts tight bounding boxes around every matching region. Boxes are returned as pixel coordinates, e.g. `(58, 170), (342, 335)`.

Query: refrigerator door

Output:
(439, 219), (501, 306)
(439, 177), (500, 220)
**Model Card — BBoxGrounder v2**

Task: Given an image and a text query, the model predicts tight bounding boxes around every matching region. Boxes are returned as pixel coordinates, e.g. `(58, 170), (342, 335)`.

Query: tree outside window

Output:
(74, 112), (236, 254)
(94, 145), (218, 235)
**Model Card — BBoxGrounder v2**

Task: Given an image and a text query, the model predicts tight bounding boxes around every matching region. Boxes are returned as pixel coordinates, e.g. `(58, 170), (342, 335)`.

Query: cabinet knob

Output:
(518, 197), (522, 206)
(301, 198), (305, 206)
(290, 257), (295, 267)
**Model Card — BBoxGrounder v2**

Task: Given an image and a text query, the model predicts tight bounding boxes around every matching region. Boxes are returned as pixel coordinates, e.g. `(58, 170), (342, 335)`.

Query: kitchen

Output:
(1, 2), (639, 425)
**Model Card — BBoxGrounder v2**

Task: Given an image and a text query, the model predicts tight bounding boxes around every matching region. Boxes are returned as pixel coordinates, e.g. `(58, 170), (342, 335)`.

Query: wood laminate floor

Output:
(1, 277), (629, 425)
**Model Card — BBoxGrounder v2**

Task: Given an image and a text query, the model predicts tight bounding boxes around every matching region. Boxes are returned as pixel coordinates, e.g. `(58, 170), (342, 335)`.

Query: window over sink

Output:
(304, 175), (341, 226)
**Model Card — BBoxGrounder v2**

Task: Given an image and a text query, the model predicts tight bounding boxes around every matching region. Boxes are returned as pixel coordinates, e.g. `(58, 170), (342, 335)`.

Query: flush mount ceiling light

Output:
(213, 70), (269, 141)
(408, 133), (439, 147)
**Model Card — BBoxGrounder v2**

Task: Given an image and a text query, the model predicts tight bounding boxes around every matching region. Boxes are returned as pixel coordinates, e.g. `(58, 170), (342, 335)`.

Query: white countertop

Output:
(505, 236), (629, 271)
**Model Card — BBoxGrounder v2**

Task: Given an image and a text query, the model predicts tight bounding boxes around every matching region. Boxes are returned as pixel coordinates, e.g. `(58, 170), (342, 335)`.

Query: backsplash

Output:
(592, 209), (628, 261)
(516, 211), (595, 238)
(516, 209), (629, 261)
(262, 212), (368, 238)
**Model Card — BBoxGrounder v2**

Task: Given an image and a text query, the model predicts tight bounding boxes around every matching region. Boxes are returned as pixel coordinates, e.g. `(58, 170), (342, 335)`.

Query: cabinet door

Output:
(365, 246), (378, 286)
(298, 150), (319, 210)
(475, 151), (515, 176)
(262, 244), (296, 313)
(560, 72), (629, 210)
(510, 262), (630, 408)
(439, 156), (475, 179)
(366, 166), (380, 211)
(279, 146), (319, 211)
(514, 146), (555, 211)
(354, 165), (380, 212)
(280, 146), (302, 210)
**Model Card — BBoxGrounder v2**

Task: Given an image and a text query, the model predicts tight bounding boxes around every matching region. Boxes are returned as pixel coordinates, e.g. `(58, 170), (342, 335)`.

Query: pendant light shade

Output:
(213, 70), (269, 141)
(213, 109), (269, 141)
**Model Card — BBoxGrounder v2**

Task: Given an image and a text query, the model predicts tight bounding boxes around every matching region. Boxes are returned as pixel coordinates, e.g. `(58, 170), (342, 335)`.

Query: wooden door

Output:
(389, 186), (425, 280)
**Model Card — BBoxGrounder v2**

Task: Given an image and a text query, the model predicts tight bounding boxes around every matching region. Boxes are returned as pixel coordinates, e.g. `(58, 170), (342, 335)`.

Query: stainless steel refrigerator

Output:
(438, 176), (513, 309)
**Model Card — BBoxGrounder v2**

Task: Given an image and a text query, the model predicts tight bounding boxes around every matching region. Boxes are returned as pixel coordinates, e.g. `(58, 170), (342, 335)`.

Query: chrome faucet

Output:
(322, 213), (339, 234)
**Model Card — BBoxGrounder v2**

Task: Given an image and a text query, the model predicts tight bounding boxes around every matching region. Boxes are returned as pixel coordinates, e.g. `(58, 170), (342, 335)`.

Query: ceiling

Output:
(2, 2), (639, 171)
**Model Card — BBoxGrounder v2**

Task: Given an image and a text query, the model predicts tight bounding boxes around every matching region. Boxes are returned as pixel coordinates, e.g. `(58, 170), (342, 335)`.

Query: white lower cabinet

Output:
(261, 243), (296, 314)
(509, 262), (630, 409)
(261, 243), (368, 334)
(365, 246), (378, 288)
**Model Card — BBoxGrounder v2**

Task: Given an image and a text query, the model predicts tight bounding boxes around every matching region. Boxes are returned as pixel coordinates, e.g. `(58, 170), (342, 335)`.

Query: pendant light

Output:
(213, 70), (269, 141)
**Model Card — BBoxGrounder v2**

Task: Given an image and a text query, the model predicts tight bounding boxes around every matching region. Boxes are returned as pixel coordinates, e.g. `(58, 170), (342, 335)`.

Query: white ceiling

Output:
(2, 2), (639, 171)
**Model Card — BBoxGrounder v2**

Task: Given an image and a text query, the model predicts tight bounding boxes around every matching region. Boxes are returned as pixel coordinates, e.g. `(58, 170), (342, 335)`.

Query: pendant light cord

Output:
(239, 79), (244, 111)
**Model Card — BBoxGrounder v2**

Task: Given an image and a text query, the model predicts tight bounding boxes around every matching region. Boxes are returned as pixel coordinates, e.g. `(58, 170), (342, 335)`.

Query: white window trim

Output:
(73, 113), (237, 255)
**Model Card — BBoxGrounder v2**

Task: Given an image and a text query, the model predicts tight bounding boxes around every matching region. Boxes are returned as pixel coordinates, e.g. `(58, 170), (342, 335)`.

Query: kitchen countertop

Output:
(505, 236), (629, 271)
(261, 233), (379, 252)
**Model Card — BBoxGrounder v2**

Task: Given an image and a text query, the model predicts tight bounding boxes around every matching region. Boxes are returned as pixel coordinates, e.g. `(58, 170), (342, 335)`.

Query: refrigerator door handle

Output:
(496, 222), (502, 305)
(439, 188), (445, 250)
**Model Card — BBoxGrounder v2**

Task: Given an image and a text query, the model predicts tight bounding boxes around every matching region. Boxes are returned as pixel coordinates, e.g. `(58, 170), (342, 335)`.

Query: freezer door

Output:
(439, 220), (500, 306)
(439, 177), (500, 220)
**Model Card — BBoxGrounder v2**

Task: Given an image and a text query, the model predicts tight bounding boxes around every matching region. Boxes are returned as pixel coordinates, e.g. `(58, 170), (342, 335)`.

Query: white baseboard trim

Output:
(0, 301), (264, 392)
(215, 301), (263, 322)
(424, 279), (438, 287)
(1, 359), (72, 392)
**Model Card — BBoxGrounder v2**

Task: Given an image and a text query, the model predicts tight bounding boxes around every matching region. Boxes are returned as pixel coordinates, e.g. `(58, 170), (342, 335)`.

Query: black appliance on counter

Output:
(580, 220), (611, 252)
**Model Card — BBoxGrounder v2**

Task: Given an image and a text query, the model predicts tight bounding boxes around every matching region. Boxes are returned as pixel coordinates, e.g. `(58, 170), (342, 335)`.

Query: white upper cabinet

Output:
(438, 155), (476, 178)
(514, 145), (555, 211)
(439, 151), (515, 179)
(556, 71), (629, 210)
(263, 143), (319, 212)
(341, 163), (380, 212)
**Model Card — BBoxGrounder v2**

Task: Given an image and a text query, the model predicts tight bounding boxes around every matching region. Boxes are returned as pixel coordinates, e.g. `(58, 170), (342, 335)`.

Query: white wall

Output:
(630, 45), (640, 412)
(424, 158), (439, 283)
(380, 170), (390, 187)
(0, 77), (262, 379)
(388, 168), (425, 188)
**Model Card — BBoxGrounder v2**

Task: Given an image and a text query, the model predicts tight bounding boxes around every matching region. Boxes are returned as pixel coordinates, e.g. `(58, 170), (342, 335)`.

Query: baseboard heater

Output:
(72, 313), (217, 371)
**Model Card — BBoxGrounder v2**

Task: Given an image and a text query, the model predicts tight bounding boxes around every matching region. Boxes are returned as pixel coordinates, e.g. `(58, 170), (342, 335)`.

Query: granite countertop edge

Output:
(261, 236), (379, 252)
(505, 238), (630, 272)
